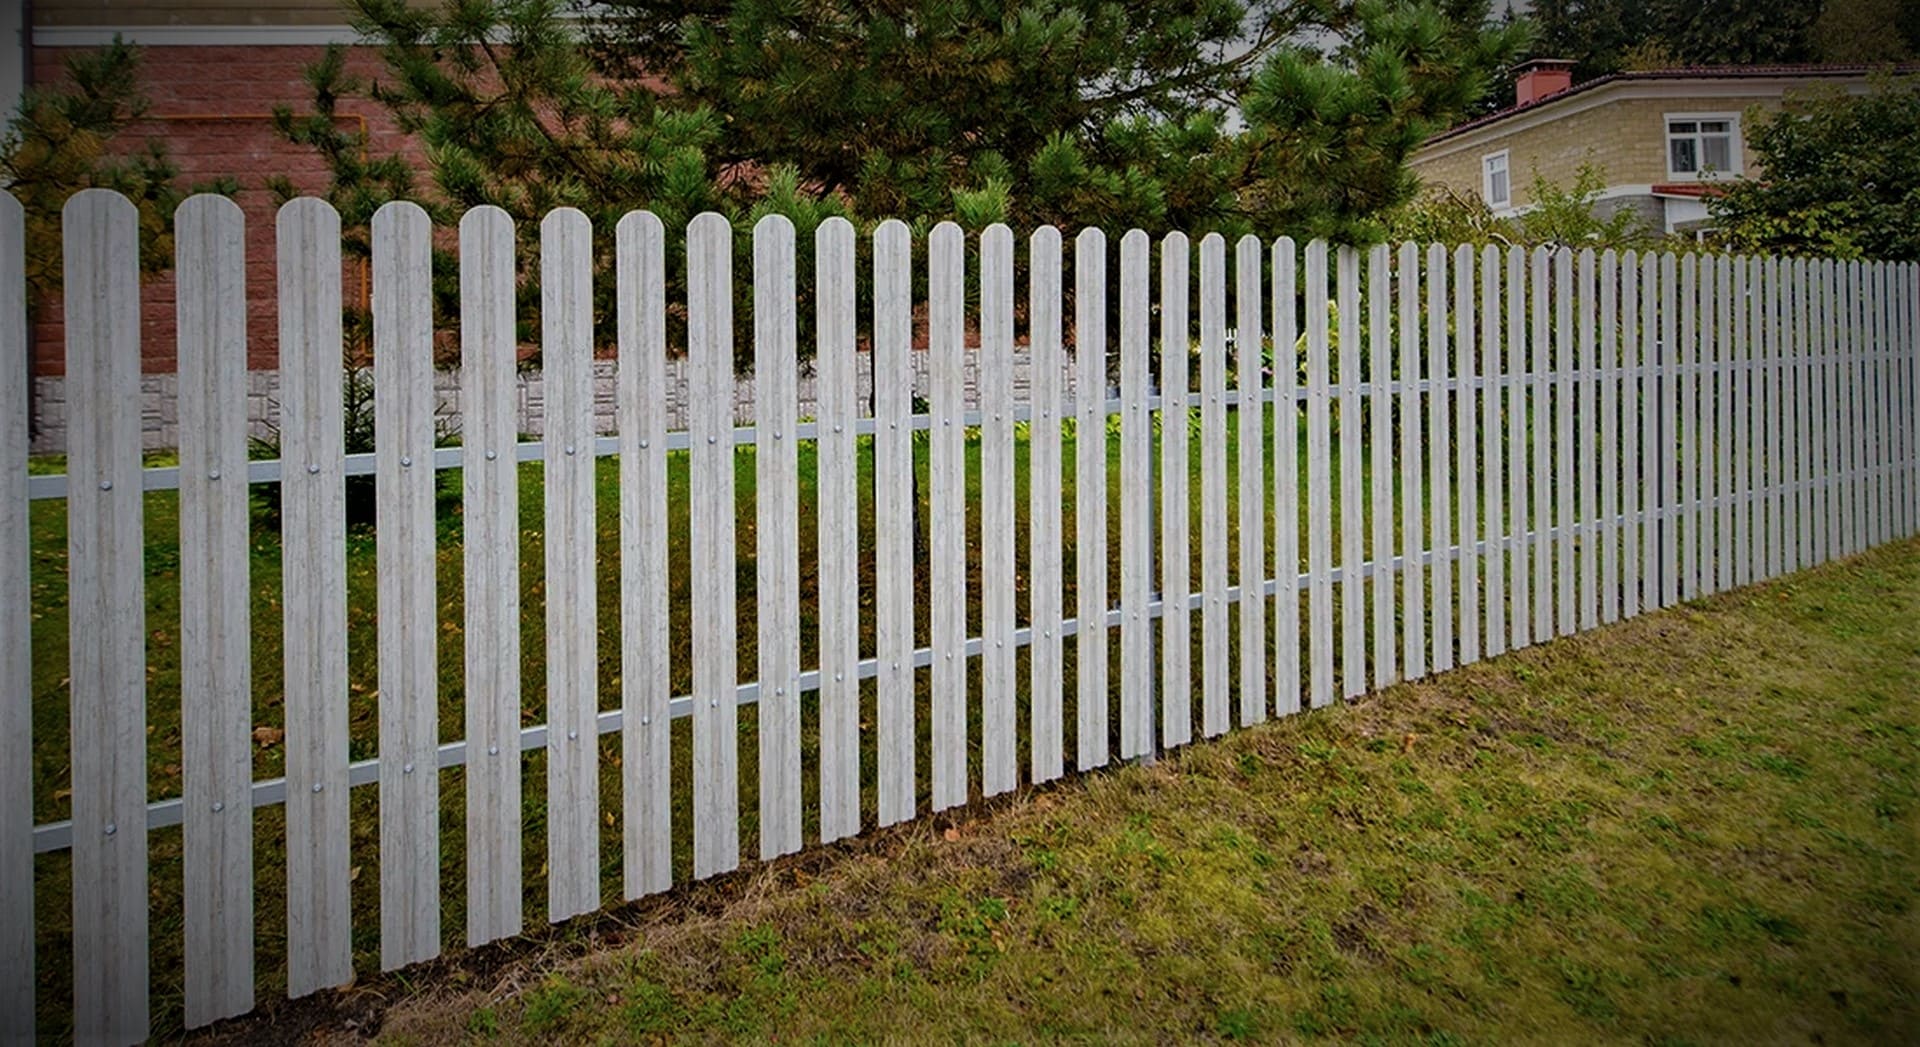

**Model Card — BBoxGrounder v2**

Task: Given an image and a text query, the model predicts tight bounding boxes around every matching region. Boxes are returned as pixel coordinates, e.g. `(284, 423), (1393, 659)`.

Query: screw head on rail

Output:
(104, 823), (116, 836)
(708, 435), (718, 444)
(639, 439), (649, 449)
(99, 480), (112, 491)
(312, 783), (323, 793)
(640, 716), (651, 726)
(212, 802), (224, 813)
(208, 470), (220, 481)
(568, 729), (578, 740)
(403, 762), (414, 774)
(485, 449), (498, 461)
(564, 444), (576, 456)
(308, 464), (320, 474)
(488, 745), (499, 756)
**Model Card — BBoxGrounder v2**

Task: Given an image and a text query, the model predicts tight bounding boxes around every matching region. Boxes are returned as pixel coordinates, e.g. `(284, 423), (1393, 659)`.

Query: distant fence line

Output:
(4, 190), (1917, 1043)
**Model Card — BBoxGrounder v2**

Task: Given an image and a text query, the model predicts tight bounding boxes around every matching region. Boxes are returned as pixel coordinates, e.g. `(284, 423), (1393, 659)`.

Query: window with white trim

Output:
(1482, 150), (1510, 208)
(1666, 114), (1740, 178)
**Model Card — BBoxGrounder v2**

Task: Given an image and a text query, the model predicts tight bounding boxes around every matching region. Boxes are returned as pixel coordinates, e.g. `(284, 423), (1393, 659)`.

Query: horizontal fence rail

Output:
(7, 189), (1920, 1041)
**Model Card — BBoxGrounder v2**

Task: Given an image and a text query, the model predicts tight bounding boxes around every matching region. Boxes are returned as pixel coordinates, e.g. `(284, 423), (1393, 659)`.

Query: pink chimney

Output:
(1515, 58), (1576, 106)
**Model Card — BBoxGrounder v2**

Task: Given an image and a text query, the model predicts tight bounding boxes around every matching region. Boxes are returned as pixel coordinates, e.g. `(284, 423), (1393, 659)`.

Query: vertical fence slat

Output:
(1554, 248), (1576, 634)
(1715, 256), (1734, 589)
(1400, 243), (1427, 676)
(1876, 262), (1890, 547)
(1457, 246), (1482, 664)
(1508, 247), (1531, 649)
(1735, 256), (1753, 587)
(373, 201), (440, 968)
(68, 187), (149, 1046)
(1909, 263), (1919, 535)
(1599, 250), (1620, 625)
(1307, 242), (1335, 708)
(176, 194), (252, 1025)
(617, 210), (671, 892)
(466, 207), (526, 928)
(1786, 258), (1804, 570)
(690, 211), (741, 876)
(1659, 253), (1680, 608)
(1428, 244), (1453, 670)
(1236, 234), (1266, 726)
(1769, 257), (1788, 576)
(814, 215), (860, 842)
(1340, 246), (1367, 696)
(542, 209), (601, 917)
(1160, 232), (1193, 743)
(1621, 252), (1642, 619)
(1789, 257), (1804, 564)
(1200, 233), (1230, 733)
(1868, 262), (1883, 547)
(1698, 255), (1719, 596)
(930, 222), (969, 807)
(874, 221), (917, 820)
(1844, 262), (1858, 557)
(1075, 227), (1111, 766)
(1274, 238), (1302, 711)
(279, 197), (351, 999)
(1029, 227), (1065, 781)
(1532, 248), (1553, 639)
(981, 224), (1018, 789)
(0, 192), (27, 1041)
(1369, 246), (1397, 688)
(1577, 249), (1598, 629)
(454, 207), (530, 939)
(1812, 257), (1827, 568)
(1120, 229), (1156, 751)
(1680, 254), (1699, 601)
(1483, 247), (1507, 657)
(755, 214), (802, 856)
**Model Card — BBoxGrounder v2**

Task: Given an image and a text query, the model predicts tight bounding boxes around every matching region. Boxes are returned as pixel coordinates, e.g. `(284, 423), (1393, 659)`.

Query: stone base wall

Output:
(28, 347), (1080, 454)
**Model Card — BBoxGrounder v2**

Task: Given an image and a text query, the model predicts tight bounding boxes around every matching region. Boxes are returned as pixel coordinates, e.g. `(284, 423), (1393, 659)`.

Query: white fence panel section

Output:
(12, 195), (1920, 1037)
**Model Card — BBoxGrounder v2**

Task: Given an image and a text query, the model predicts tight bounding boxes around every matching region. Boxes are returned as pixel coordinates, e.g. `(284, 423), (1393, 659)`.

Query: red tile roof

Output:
(1425, 63), (1919, 147)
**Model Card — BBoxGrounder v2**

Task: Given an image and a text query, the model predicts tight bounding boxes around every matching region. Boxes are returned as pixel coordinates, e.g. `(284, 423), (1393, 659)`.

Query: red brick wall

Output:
(30, 44), (422, 374)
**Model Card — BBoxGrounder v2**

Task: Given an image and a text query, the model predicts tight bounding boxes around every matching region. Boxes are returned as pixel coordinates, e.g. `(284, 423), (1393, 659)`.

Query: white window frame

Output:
(1664, 112), (1742, 181)
(1482, 150), (1511, 209)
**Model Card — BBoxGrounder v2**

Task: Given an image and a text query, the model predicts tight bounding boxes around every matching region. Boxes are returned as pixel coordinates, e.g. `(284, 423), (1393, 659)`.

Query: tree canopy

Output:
(295, 0), (1527, 242)
(1709, 75), (1920, 260)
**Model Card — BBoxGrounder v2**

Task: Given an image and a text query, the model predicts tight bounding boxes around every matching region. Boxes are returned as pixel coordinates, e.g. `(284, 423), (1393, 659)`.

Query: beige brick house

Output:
(1409, 59), (1898, 236)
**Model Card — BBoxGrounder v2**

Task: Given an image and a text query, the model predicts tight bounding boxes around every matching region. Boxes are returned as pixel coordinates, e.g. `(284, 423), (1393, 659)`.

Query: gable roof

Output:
(1425, 64), (1917, 148)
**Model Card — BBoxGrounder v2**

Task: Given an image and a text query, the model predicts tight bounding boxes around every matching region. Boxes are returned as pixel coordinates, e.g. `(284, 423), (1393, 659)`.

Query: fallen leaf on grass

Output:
(942, 827), (960, 842)
(252, 726), (283, 748)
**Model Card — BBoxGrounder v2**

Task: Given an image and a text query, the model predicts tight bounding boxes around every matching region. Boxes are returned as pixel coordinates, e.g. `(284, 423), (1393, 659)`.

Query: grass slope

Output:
(228, 537), (1919, 1045)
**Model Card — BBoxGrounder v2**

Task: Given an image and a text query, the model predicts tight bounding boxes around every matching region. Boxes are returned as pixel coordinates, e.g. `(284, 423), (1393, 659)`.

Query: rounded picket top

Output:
(542, 205), (592, 241)
(930, 220), (962, 251)
(64, 185), (138, 226)
(1030, 223), (1061, 253)
(1235, 231), (1260, 254)
(1163, 229), (1189, 252)
(1198, 230), (1224, 254)
(982, 222), (1012, 254)
(814, 215), (854, 261)
(461, 203), (514, 235)
(1122, 228), (1150, 254)
(1077, 225), (1107, 253)
(373, 199), (431, 239)
(277, 195), (340, 231)
(0, 186), (20, 224)
(616, 208), (663, 242)
(176, 192), (243, 227)
(752, 211), (794, 237)
(689, 210), (732, 241)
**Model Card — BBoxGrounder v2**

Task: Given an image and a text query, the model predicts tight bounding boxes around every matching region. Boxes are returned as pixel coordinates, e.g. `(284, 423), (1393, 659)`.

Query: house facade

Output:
(1408, 60), (1895, 236)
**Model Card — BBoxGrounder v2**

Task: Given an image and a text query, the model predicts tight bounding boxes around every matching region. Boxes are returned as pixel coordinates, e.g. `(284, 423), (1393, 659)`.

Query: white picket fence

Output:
(6, 188), (1920, 1041)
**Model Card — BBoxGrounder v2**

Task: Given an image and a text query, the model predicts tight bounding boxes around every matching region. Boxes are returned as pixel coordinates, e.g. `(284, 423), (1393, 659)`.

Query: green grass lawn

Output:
(205, 535), (1919, 1045)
